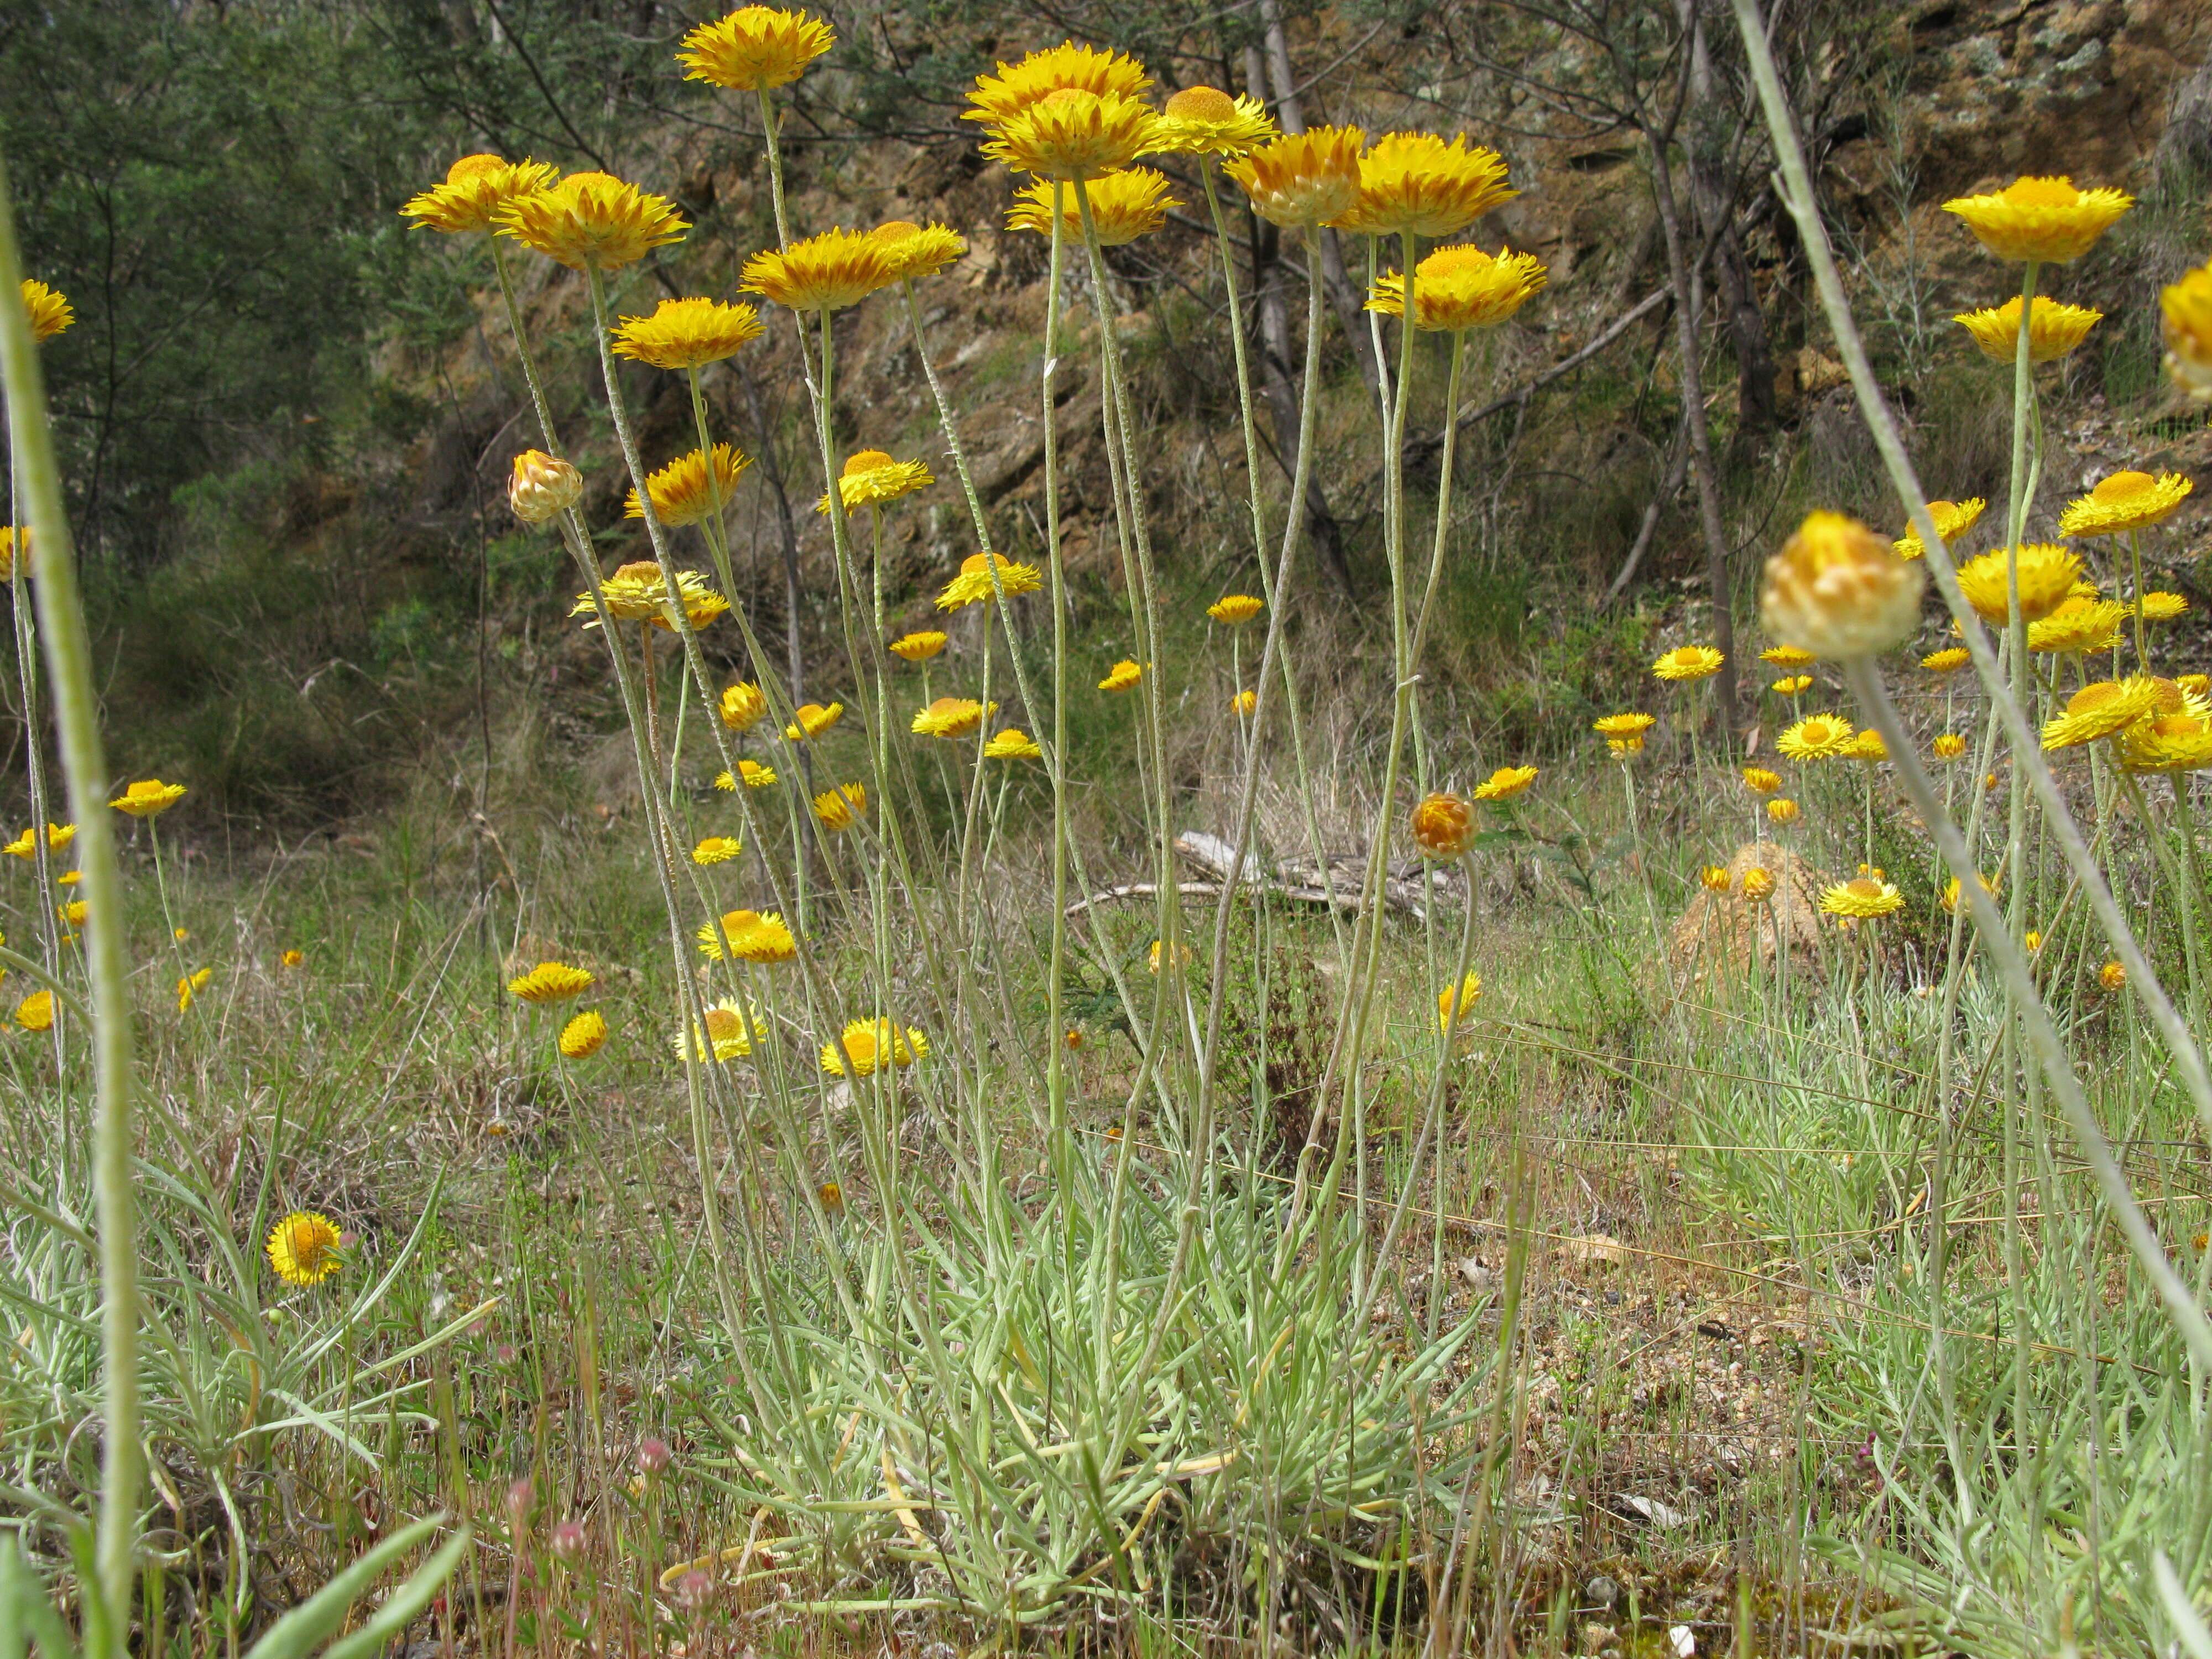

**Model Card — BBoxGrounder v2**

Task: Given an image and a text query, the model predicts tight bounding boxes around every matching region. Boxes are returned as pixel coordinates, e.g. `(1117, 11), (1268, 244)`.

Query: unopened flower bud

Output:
(1410, 792), (1474, 859)
(1760, 511), (1924, 660)
(637, 1436), (672, 1475)
(550, 1520), (586, 1562)
(505, 1478), (534, 1521)
(1741, 868), (1775, 903)
(510, 450), (583, 524)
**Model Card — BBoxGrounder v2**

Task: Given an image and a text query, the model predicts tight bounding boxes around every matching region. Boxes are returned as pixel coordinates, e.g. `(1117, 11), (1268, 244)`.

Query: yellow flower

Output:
(676, 6), (834, 90)
(171, 927), (185, 940)
(813, 783), (867, 831)
(741, 227), (898, 311)
(1953, 296), (2103, 363)
(937, 551), (1042, 609)
(1008, 167), (1179, 246)
(963, 41), (1152, 126)
(1941, 874), (1999, 914)
(0, 526), (30, 583)
(1777, 713), (1855, 759)
(1608, 737), (1645, 757)
(981, 88), (1161, 182)
(4, 823), (73, 858)
(1820, 875), (1902, 919)
(13, 990), (51, 1032)
(1652, 644), (1724, 681)
(2142, 592), (2190, 621)
(279, 949), (304, 968)
(1742, 766), (1781, 794)
(1933, 734), (1967, 760)
(509, 451), (582, 523)
(1956, 544), (2081, 623)
(1761, 511), (1924, 659)
(1332, 132), (1516, 238)
(984, 727), (1044, 759)
(1472, 765), (1536, 801)
(818, 1180), (846, 1214)
(1844, 730), (1887, 761)
(110, 779), (186, 817)
(692, 836), (743, 865)
(56, 900), (86, 927)
(715, 759), (778, 790)
(1437, 971), (1483, 1033)
(400, 154), (559, 234)
(872, 220), (968, 281)
(1224, 127), (1366, 227)
(1230, 689), (1257, 717)
(497, 171), (689, 270)
(1099, 659), (1144, 692)
(1893, 498), (1989, 560)
(1410, 792), (1474, 859)
(20, 280), (72, 343)
(572, 562), (728, 629)
(1367, 244), (1546, 332)
(2027, 596), (2127, 654)
(2161, 264), (2212, 399)
(1760, 645), (1815, 669)
(1741, 868), (1775, 902)
(2119, 710), (2212, 773)
(719, 682), (767, 731)
(2058, 470), (2193, 537)
(1592, 712), (1655, 739)
(696, 909), (797, 962)
(1148, 938), (1193, 973)
(889, 630), (948, 661)
(912, 696), (995, 738)
(510, 962), (595, 1003)
(1771, 674), (1813, 695)
(612, 296), (764, 370)
(266, 1212), (343, 1287)
(175, 968), (212, 1013)
(1767, 798), (1801, 825)
(820, 1017), (928, 1077)
(2041, 678), (2162, 750)
(2025, 930), (2043, 953)
(1144, 85), (1276, 158)
(559, 1010), (608, 1059)
(1943, 175), (2131, 263)
(1921, 647), (1971, 673)
(624, 445), (751, 527)
(820, 450), (933, 512)
(1699, 866), (1731, 893)
(673, 1001), (760, 1062)
(784, 701), (844, 741)
(2100, 960), (2126, 992)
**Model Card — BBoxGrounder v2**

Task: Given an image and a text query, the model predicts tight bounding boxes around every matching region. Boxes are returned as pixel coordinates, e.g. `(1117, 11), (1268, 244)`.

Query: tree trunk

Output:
(1683, 0), (1779, 438)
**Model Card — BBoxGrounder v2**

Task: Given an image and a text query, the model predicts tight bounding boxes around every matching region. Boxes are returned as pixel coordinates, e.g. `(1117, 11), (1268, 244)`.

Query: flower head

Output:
(613, 297), (764, 370)
(1761, 645), (1815, 669)
(1652, 644), (1724, 681)
(1437, 971), (1483, 1034)
(1772, 674), (1813, 695)
(1699, 865), (1731, 893)
(267, 1212), (342, 1287)
(111, 779), (186, 817)
(2119, 709), (2212, 773)
(821, 1017), (927, 1077)
(498, 171), (688, 269)
(1761, 511), (1924, 659)
(1777, 713), (1855, 759)
(1821, 875), (1902, 920)
(1922, 646), (1971, 673)
(280, 949), (304, 968)
(1149, 938), (1193, 974)
(982, 88), (1161, 181)
(2028, 596), (2127, 655)
(1332, 132), (1516, 238)
(1145, 86), (1277, 158)
(401, 154), (560, 233)
(1844, 730), (1887, 761)
(716, 759), (778, 789)
(1893, 499), (1989, 561)
(0, 526), (29, 583)
(719, 681), (768, 731)
(1099, 659), (1143, 692)
(672, 1001), (760, 1062)
(1954, 296), (2103, 363)
(1230, 689), (1258, 717)
(985, 727), (1044, 759)
(692, 836), (743, 865)
(784, 702), (844, 741)
(1592, 712), (1655, 739)
(1473, 765), (1536, 801)
(510, 451), (582, 523)
(1941, 874), (2000, 914)
(2059, 470), (2193, 538)
(573, 562), (728, 629)
(20, 280), (71, 342)
(813, 783), (866, 831)
(1956, 544), (2082, 623)
(2043, 677), (2167, 750)
(821, 450), (932, 512)
(1224, 127), (1365, 227)
(1009, 167), (1178, 246)
(677, 6), (834, 90)
(696, 909), (796, 962)
(2161, 264), (2212, 399)
(1367, 244), (1546, 332)
(13, 991), (51, 1032)
(510, 962), (594, 1003)
(1943, 175), (2131, 263)
(937, 551), (1042, 609)
(1410, 792), (1475, 859)
(1208, 593), (1264, 626)
(1742, 868), (1776, 902)
(56, 899), (86, 927)
(175, 968), (212, 1013)
(912, 696), (995, 738)
(964, 41), (1151, 126)
(4, 823), (71, 858)
(624, 444), (751, 526)
(2100, 960), (2127, 992)
(1767, 798), (1801, 825)
(742, 228), (898, 312)
(889, 630), (947, 661)
(867, 222), (966, 285)
(1933, 734), (1968, 760)
(559, 1010), (608, 1058)
(2142, 592), (2190, 621)
(1742, 766), (1781, 794)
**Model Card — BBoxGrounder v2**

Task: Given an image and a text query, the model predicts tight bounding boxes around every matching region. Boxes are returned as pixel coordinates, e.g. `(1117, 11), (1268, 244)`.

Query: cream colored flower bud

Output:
(510, 450), (583, 524)
(1760, 511), (1924, 660)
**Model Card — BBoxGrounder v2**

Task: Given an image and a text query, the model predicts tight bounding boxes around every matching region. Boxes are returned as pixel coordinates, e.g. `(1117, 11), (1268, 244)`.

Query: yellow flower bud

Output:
(510, 450), (583, 524)
(1760, 512), (1924, 660)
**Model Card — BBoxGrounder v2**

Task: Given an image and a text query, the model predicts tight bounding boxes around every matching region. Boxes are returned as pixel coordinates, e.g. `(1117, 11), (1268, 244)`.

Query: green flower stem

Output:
(756, 87), (792, 250)
(0, 143), (139, 1659)
(898, 278), (992, 554)
(2130, 525), (2147, 669)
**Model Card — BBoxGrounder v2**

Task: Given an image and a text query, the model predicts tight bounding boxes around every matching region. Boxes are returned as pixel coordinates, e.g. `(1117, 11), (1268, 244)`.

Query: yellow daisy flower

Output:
(280, 949), (305, 968)
(571, 562), (727, 630)
(1953, 296), (2103, 363)
(1699, 865), (1731, 893)
(1143, 85), (1277, 158)
(936, 551), (1043, 609)
(1230, 689), (1256, 716)
(784, 701), (844, 740)
(14, 990), (52, 1032)
(1367, 244), (1547, 332)
(1955, 544), (2081, 623)
(2041, 678), (2163, 750)
(1940, 874), (1999, 914)
(2058, 471), (2193, 537)
(497, 170), (689, 270)
(1224, 127), (1366, 227)
(110, 779), (186, 817)
(1651, 644), (1724, 681)
(1008, 167), (1178, 246)
(1437, 971), (1483, 1034)
(0, 526), (30, 582)
(1766, 798), (1801, 825)
(400, 154), (559, 234)
(1741, 766), (1781, 794)
(1772, 674), (1813, 695)
(1820, 874), (1902, 919)
(2119, 710), (2212, 773)
(672, 1001), (760, 1062)
(741, 227), (898, 312)
(612, 297), (764, 370)
(2100, 960), (2127, 992)
(820, 450), (933, 512)
(1099, 660), (1143, 692)
(980, 88), (1161, 182)
(266, 1212), (342, 1287)
(813, 783), (866, 831)
(963, 41), (1151, 126)
(1592, 712), (1655, 738)
(719, 681), (768, 731)
(3, 823), (72, 858)
(676, 6), (834, 90)
(1933, 734), (1967, 760)
(696, 909), (797, 962)
(1921, 647), (1971, 673)
(1410, 792), (1474, 859)
(1742, 868), (1776, 902)
(984, 727), (1043, 759)
(1331, 131), (1516, 238)
(2161, 263), (2212, 399)
(820, 1017), (928, 1077)
(509, 962), (595, 1003)
(175, 968), (212, 1013)
(911, 696), (995, 738)
(714, 759), (779, 790)
(1777, 713), (1855, 759)
(1760, 645), (1815, 668)
(2027, 596), (2126, 654)
(692, 836), (743, 865)
(20, 280), (72, 342)
(1844, 730), (1887, 761)
(1760, 510), (1924, 659)
(889, 630), (947, 661)
(56, 899), (86, 927)
(872, 221), (968, 280)
(1472, 765), (1536, 800)
(1942, 175), (2132, 263)
(1893, 498), (1988, 560)
(2141, 592), (2190, 620)
(559, 1010), (608, 1059)
(509, 451), (582, 524)
(624, 445), (751, 527)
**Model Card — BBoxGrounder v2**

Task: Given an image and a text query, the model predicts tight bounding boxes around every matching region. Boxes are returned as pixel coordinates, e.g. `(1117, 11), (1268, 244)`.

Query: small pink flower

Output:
(551, 1520), (586, 1562)
(637, 1437), (672, 1475)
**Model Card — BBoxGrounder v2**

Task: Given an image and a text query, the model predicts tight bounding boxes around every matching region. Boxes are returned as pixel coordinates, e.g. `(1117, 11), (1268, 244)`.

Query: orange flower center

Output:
(2006, 176), (2081, 207)
(844, 450), (894, 476)
(1166, 85), (1237, 121)
(2092, 471), (2154, 503)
